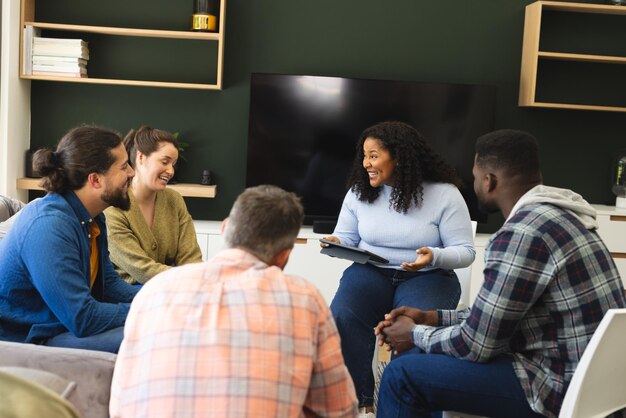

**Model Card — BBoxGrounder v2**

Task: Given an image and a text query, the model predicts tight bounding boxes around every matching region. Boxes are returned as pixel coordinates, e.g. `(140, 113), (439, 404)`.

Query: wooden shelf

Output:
(24, 22), (221, 40)
(519, 101), (626, 113)
(537, 0), (626, 15)
(19, 75), (221, 90)
(17, 178), (216, 198)
(166, 183), (216, 198)
(538, 51), (626, 65)
(519, 1), (626, 112)
(19, 0), (227, 90)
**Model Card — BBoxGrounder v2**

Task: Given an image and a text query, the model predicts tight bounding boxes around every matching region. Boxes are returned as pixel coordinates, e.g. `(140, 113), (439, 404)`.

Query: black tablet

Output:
(319, 239), (389, 264)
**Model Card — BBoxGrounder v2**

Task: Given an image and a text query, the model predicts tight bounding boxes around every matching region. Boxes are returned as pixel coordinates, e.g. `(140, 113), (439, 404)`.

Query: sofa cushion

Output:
(0, 366), (77, 399)
(0, 370), (81, 418)
(0, 195), (26, 240)
(0, 341), (116, 418)
(0, 195), (24, 222)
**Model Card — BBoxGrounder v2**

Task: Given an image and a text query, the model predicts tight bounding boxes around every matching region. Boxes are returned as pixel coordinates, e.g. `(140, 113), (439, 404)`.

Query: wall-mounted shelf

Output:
(519, 1), (626, 112)
(16, 177), (216, 198)
(19, 0), (226, 90)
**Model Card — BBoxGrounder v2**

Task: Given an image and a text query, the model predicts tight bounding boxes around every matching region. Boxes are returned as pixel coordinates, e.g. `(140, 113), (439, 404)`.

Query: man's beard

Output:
(476, 198), (499, 216)
(102, 184), (131, 211)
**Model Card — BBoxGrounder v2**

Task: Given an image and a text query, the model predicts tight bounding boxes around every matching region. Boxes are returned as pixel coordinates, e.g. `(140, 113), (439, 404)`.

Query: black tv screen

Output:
(246, 73), (496, 227)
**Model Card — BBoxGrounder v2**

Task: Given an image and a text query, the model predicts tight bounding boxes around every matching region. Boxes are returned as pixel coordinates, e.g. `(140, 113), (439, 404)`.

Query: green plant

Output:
(172, 132), (189, 163)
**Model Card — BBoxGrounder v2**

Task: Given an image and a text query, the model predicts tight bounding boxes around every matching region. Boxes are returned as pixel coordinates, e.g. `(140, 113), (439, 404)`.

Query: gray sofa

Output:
(0, 340), (116, 418)
(0, 194), (26, 240)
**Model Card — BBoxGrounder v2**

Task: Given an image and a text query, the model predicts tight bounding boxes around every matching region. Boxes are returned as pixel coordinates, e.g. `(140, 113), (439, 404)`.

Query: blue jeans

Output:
(330, 263), (461, 408)
(43, 326), (125, 354)
(377, 354), (545, 418)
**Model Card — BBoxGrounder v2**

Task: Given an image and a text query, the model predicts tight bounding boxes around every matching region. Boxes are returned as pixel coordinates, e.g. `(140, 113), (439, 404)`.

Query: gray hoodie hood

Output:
(507, 185), (598, 230)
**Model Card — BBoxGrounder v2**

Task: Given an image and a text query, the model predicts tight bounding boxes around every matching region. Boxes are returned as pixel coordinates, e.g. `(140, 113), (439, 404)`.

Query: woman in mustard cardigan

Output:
(105, 126), (202, 284)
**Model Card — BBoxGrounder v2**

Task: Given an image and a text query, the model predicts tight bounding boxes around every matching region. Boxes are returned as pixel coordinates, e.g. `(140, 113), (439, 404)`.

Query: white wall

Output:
(0, 0), (30, 200)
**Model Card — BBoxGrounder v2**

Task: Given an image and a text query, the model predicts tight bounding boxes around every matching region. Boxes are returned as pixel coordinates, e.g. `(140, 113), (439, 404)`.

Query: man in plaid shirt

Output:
(110, 185), (358, 418)
(375, 130), (625, 418)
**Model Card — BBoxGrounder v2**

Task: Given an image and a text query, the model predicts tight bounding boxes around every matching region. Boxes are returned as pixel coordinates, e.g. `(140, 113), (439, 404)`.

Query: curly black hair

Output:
(347, 121), (462, 213)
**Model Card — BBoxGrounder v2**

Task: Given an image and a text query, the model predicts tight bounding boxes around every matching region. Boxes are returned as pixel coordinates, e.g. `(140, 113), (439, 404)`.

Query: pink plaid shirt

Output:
(110, 248), (357, 418)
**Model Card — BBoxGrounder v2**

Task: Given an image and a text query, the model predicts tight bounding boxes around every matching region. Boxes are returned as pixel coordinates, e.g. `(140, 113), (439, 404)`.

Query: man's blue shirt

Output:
(0, 192), (139, 343)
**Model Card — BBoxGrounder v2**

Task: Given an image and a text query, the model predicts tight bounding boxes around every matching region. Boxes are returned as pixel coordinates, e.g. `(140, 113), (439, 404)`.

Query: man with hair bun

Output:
(110, 185), (358, 418)
(0, 125), (139, 353)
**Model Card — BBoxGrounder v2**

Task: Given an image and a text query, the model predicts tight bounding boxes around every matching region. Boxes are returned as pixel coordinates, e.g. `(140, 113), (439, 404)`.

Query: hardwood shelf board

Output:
(16, 177), (43, 191)
(16, 178), (216, 198)
(520, 101), (626, 113)
(168, 183), (216, 198)
(538, 1), (626, 15)
(20, 75), (220, 90)
(539, 51), (626, 64)
(519, 3), (543, 109)
(25, 21), (221, 40)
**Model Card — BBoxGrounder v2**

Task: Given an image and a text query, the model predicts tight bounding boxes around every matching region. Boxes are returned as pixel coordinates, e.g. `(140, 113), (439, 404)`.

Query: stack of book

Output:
(31, 37), (89, 78)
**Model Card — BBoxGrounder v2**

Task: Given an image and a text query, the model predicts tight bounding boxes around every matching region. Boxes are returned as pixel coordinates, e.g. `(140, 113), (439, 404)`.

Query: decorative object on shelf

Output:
(612, 153), (626, 208)
(191, 0), (217, 32)
(200, 169), (214, 185)
(172, 132), (190, 163)
(31, 36), (89, 78)
(169, 132), (190, 184)
(24, 149), (41, 178)
(608, 0), (626, 5)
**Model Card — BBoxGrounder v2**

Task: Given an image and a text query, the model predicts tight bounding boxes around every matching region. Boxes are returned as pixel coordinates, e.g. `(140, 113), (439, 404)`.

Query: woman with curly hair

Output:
(322, 121), (475, 414)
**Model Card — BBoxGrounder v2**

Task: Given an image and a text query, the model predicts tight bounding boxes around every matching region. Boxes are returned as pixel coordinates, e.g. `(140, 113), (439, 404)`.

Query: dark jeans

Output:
(377, 354), (545, 418)
(44, 326), (125, 354)
(330, 263), (461, 408)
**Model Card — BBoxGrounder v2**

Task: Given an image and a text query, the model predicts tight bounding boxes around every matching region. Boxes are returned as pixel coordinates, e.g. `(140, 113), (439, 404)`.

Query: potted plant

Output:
(169, 132), (189, 184)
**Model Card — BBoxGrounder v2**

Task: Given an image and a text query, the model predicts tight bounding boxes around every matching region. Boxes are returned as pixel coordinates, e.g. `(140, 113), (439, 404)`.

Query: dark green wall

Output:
(29, 0), (626, 232)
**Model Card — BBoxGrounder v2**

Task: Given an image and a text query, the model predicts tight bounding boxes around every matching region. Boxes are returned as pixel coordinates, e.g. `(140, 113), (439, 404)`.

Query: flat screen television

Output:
(246, 73), (496, 230)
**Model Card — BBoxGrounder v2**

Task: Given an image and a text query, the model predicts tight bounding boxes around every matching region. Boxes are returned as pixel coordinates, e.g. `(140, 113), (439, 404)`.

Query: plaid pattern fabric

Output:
(413, 203), (626, 418)
(110, 249), (358, 418)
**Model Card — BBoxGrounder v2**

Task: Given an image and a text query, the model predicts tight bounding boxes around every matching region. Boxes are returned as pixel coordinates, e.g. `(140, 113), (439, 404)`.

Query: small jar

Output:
(612, 156), (626, 208)
(191, 0), (217, 32)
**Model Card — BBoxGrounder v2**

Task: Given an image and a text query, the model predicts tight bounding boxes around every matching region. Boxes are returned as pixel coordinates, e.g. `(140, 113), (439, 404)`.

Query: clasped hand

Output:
(400, 247), (433, 272)
(374, 306), (438, 355)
